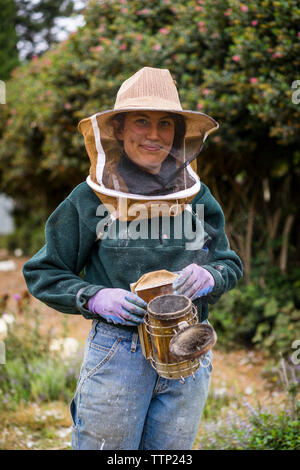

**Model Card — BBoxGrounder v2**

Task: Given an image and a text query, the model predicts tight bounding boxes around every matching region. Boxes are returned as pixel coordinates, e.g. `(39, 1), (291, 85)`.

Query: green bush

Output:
(0, 305), (82, 410)
(0, 356), (80, 409)
(210, 266), (300, 357)
(248, 409), (300, 450)
(0, 0), (299, 264)
(199, 402), (300, 450)
(198, 356), (300, 450)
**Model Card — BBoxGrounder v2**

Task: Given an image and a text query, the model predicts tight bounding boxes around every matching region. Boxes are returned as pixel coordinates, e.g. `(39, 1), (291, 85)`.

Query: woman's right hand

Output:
(87, 288), (147, 326)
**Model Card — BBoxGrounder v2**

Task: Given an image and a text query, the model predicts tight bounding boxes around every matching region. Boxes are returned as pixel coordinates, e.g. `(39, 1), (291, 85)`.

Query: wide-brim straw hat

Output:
(77, 67), (219, 221)
(78, 67), (219, 141)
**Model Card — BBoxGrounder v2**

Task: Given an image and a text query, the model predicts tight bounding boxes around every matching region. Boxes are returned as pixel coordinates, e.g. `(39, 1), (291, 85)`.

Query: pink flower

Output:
(121, 8), (128, 13)
(202, 88), (210, 95)
(232, 55), (241, 62)
(136, 34), (143, 41)
(298, 32), (300, 37)
(198, 21), (206, 33)
(137, 8), (150, 15)
(251, 20), (258, 26)
(32, 55), (39, 62)
(196, 6), (204, 11)
(224, 8), (232, 16)
(64, 103), (71, 109)
(159, 28), (169, 35)
(14, 294), (21, 301)
(250, 77), (258, 84)
(240, 4), (248, 12)
(120, 0), (126, 4)
(197, 103), (203, 109)
(272, 52), (281, 58)
(43, 57), (52, 66)
(90, 45), (103, 52)
(198, 0), (204, 4)
(153, 44), (161, 51)
(119, 44), (127, 50)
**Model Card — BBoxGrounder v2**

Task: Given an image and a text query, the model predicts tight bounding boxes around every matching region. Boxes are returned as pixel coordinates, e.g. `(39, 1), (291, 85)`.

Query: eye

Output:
(135, 118), (149, 126)
(159, 120), (173, 128)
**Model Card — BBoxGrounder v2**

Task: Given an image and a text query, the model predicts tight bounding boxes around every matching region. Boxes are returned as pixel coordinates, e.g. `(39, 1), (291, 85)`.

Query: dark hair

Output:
(111, 112), (186, 156)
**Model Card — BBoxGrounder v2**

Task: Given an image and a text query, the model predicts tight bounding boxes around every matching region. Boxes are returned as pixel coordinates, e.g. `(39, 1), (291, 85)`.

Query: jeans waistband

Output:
(96, 315), (209, 337)
(97, 317), (138, 335)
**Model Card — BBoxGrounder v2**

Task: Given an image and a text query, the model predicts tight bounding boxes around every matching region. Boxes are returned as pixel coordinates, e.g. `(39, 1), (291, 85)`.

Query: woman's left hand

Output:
(173, 263), (214, 300)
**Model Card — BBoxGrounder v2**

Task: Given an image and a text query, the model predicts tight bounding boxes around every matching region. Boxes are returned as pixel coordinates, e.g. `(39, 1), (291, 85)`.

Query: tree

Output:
(0, 0), (19, 80)
(0, 0), (299, 278)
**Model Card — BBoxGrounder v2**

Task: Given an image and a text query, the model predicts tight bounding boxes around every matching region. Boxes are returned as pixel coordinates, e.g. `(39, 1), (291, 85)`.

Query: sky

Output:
(17, 0), (87, 60)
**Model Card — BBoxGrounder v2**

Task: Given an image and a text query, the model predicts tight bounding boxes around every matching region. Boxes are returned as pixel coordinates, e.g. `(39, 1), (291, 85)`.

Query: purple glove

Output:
(88, 288), (147, 326)
(173, 263), (215, 300)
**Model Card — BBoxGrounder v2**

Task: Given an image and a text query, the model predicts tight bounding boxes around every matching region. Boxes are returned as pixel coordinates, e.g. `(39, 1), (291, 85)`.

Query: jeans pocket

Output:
(83, 327), (123, 378)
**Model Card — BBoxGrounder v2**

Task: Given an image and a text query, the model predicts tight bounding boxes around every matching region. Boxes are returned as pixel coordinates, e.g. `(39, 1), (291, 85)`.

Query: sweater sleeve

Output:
(192, 184), (243, 304)
(22, 197), (103, 318)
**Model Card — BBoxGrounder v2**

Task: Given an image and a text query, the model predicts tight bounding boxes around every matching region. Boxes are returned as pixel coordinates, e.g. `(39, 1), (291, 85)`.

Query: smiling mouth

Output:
(140, 144), (162, 152)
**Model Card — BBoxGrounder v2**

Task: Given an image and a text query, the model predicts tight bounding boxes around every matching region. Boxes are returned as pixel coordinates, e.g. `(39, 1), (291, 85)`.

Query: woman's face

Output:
(116, 111), (175, 174)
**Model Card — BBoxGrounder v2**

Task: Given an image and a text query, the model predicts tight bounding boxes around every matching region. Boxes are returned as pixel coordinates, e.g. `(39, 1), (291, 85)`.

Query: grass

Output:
(0, 300), (82, 449)
(0, 401), (72, 450)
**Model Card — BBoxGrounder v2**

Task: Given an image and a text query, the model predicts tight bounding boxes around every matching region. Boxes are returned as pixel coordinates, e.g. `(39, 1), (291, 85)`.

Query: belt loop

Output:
(130, 331), (138, 353)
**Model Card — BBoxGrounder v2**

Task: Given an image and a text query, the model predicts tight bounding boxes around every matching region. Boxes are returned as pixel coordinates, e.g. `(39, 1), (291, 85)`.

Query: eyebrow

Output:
(133, 113), (173, 120)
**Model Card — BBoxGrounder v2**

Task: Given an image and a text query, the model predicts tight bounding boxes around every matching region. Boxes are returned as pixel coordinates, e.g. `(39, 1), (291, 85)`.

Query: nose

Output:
(146, 123), (160, 140)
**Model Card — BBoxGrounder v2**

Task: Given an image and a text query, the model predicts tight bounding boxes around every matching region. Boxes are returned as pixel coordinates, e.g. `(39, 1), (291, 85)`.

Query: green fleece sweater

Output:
(23, 181), (243, 322)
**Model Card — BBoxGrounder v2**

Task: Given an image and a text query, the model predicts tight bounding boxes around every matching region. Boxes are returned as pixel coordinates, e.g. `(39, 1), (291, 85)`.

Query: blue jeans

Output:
(70, 319), (212, 450)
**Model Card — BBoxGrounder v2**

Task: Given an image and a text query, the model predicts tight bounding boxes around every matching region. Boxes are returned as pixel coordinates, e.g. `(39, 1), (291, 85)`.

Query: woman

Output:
(23, 67), (243, 450)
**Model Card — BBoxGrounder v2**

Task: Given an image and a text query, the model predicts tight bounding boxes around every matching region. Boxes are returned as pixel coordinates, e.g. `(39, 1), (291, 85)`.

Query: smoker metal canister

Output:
(145, 294), (200, 380)
(130, 278), (175, 360)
